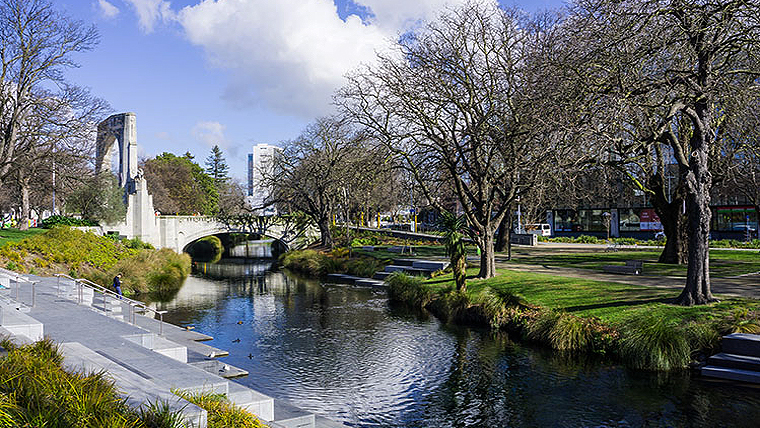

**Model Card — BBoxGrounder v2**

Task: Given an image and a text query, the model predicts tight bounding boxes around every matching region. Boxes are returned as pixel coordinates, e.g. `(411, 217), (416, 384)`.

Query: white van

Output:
(526, 223), (551, 237)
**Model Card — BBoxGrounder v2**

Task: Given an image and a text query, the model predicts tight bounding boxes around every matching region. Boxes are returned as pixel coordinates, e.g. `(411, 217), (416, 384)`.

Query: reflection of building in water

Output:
(229, 240), (274, 258)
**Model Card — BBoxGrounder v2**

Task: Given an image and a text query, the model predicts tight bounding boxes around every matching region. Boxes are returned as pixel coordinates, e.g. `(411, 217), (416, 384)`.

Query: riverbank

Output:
(387, 268), (760, 371)
(0, 226), (190, 298)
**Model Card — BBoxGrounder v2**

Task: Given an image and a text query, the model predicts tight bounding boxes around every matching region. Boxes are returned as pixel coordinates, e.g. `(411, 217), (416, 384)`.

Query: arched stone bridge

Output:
(93, 113), (316, 252)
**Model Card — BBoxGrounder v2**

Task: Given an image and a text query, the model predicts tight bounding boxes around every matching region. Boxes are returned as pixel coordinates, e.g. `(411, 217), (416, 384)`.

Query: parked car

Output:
(525, 223), (551, 237)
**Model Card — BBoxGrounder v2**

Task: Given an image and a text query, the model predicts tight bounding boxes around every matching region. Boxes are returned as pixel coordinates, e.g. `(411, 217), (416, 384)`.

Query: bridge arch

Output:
(95, 113), (139, 190)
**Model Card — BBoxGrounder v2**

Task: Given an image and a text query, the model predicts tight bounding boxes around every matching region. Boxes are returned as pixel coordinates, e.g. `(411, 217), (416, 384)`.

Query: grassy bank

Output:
(0, 228), (45, 247)
(388, 269), (760, 370)
(280, 248), (388, 278)
(0, 227), (190, 297)
(0, 337), (266, 427)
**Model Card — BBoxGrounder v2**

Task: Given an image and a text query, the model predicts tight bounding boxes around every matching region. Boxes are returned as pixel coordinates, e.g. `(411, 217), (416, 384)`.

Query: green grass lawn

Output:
(499, 247), (760, 277)
(429, 267), (759, 326)
(0, 228), (45, 247)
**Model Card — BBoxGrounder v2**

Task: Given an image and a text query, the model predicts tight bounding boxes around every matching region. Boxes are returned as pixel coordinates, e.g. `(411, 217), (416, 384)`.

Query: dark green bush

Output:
(40, 215), (97, 228)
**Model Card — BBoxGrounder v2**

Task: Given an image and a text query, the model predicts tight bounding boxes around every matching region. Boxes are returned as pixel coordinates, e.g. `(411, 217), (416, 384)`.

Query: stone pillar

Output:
(611, 209), (620, 238)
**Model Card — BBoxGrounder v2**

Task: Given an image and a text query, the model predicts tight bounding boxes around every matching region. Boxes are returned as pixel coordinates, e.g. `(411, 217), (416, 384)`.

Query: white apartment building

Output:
(247, 143), (280, 215)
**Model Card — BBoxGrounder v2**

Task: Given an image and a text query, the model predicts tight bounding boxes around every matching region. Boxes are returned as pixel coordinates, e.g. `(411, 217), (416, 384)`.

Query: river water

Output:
(152, 259), (760, 427)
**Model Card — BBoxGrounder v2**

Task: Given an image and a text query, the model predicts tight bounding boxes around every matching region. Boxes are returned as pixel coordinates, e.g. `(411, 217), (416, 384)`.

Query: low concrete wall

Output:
(510, 233), (538, 246)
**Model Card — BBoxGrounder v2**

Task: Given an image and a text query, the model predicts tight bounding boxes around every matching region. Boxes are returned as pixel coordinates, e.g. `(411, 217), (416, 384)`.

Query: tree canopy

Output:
(142, 152), (218, 215)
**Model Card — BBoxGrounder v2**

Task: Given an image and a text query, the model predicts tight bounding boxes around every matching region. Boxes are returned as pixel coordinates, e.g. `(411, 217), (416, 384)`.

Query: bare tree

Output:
(339, 2), (585, 278)
(0, 0), (99, 193)
(263, 117), (366, 248)
(562, 0), (760, 305)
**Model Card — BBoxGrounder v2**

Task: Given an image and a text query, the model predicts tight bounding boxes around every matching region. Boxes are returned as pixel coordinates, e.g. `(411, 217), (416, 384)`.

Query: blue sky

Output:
(60, 0), (567, 181)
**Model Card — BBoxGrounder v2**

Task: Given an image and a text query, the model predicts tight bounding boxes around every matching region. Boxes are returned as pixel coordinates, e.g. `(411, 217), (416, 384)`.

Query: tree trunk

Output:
(317, 217), (333, 248)
(453, 253), (467, 292)
(477, 231), (496, 278)
(650, 174), (688, 264)
(675, 139), (715, 305)
(18, 177), (30, 231)
(495, 212), (509, 252)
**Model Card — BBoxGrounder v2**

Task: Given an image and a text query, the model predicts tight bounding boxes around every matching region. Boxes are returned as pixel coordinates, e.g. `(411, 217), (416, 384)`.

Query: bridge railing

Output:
(55, 274), (168, 335)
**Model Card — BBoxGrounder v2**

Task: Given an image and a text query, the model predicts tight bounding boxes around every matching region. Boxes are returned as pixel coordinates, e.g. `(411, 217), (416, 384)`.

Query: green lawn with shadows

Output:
(0, 228), (45, 248)
(431, 267), (759, 326)
(500, 248), (760, 278)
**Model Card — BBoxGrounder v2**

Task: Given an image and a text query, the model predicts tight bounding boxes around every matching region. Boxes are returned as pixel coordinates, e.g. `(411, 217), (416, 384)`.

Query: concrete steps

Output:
(60, 342), (208, 427)
(0, 303), (43, 341)
(124, 333), (188, 363)
(373, 271), (392, 280)
(707, 353), (760, 372)
(274, 400), (316, 428)
(702, 333), (760, 384)
(722, 333), (760, 357)
(227, 382), (275, 421)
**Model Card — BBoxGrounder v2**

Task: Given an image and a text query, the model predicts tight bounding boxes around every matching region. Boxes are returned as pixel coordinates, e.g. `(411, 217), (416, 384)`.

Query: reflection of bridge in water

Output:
(150, 260), (308, 313)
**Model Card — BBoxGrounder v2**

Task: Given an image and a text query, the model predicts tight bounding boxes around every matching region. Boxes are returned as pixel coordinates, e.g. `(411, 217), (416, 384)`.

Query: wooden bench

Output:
(602, 260), (643, 275)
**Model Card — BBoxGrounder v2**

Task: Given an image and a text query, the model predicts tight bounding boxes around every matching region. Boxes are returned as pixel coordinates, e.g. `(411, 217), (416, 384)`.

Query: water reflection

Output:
(155, 259), (760, 427)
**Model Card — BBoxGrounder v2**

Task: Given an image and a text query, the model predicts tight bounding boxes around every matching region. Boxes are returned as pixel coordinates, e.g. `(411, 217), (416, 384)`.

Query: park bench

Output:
(602, 260), (643, 275)
(604, 240), (619, 252)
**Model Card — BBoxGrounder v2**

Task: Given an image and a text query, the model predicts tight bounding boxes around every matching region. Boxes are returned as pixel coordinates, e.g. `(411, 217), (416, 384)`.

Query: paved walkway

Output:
(0, 271), (344, 428)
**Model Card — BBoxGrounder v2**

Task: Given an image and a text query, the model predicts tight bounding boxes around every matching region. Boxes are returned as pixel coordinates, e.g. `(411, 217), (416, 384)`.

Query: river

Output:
(151, 259), (760, 427)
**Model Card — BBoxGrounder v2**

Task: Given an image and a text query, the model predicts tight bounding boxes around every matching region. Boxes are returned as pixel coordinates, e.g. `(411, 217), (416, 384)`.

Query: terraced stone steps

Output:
(702, 333), (760, 384)
(60, 342), (208, 427)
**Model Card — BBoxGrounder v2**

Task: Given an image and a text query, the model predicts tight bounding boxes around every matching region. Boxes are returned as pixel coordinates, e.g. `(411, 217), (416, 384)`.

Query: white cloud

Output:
(97, 0), (120, 18)
(126, 0), (490, 116)
(123, 0), (176, 32)
(191, 121), (227, 147)
(177, 0), (490, 116)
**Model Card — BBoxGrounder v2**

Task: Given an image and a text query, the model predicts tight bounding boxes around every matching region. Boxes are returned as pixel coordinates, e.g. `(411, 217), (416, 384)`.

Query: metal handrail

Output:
(0, 269), (37, 307)
(55, 274), (168, 335)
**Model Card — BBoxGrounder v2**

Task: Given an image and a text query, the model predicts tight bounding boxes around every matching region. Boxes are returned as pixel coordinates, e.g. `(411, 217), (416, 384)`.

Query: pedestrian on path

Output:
(113, 273), (123, 297)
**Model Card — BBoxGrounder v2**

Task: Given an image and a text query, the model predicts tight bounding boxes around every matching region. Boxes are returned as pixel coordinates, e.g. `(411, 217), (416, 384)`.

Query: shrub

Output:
(88, 249), (191, 296)
(618, 316), (690, 370)
(386, 271), (434, 309)
(40, 215), (97, 228)
(173, 390), (265, 428)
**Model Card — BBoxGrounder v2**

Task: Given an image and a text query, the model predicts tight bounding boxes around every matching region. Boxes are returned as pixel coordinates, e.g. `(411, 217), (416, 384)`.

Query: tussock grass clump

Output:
(0, 338), (142, 427)
(718, 308), (760, 334)
(173, 390), (265, 428)
(549, 313), (595, 351)
(618, 315), (690, 371)
(280, 249), (328, 276)
(474, 286), (526, 329)
(387, 272), (435, 309)
(525, 310), (563, 344)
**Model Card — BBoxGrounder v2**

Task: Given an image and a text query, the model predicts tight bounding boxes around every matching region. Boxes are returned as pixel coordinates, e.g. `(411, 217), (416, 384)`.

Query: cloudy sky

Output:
(61, 0), (566, 180)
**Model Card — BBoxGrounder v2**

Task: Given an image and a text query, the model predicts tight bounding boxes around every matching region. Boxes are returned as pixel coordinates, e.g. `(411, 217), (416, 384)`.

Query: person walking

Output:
(113, 273), (123, 297)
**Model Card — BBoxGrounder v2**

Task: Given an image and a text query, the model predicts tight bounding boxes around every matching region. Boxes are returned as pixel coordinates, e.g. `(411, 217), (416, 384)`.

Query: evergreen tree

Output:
(205, 145), (230, 187)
